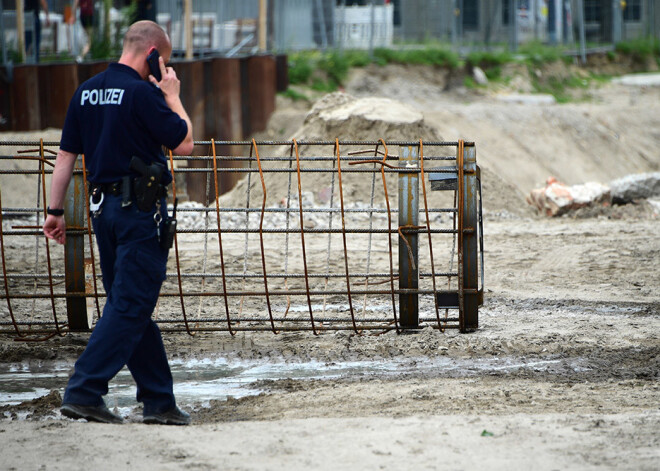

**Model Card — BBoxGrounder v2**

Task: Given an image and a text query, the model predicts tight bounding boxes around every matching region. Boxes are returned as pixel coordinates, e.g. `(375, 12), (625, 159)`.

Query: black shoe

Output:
(61, 403), (124, 424)
(143, 406), (191, 426)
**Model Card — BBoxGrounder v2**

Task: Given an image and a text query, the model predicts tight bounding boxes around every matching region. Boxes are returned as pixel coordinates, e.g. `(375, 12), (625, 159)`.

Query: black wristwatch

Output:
(47, 207), (64, 216)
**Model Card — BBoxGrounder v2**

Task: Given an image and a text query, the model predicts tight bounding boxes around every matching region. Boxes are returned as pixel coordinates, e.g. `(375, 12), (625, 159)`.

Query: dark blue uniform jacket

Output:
(60, 63), (187, 185)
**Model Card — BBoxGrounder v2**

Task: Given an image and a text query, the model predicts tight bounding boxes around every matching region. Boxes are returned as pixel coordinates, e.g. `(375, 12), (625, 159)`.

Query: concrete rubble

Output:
(527, 172), (660, 216)
(609, 172), (660, 203)
(526, 177), (610, 217)
(472, 66), (488, 86)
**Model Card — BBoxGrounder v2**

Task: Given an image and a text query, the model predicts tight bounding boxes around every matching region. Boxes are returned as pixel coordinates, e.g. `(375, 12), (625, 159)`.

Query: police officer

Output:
(43, 20), (193, 425)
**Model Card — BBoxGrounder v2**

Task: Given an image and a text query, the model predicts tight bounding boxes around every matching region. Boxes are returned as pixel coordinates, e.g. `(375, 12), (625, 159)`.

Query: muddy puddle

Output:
(0, 354), (590, 418)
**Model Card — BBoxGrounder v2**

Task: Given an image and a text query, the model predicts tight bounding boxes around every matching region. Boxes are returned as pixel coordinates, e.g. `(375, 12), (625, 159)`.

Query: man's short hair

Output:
(123, 20), (170, 54)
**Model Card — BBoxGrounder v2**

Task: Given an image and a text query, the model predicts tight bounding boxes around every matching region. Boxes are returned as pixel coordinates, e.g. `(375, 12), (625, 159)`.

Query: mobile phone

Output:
(146, 49), (162, 82)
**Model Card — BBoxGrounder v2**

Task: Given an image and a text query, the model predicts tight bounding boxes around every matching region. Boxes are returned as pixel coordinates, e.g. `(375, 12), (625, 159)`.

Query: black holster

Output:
(129, 156), (166, 212)
(161, 215), (177, 250)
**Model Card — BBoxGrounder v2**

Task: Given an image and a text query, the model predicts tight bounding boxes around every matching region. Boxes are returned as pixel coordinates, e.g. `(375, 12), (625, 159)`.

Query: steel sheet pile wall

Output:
(0, 139), (483, 339)
(0, 56), (283, 154)
(0, 55), (285, 204)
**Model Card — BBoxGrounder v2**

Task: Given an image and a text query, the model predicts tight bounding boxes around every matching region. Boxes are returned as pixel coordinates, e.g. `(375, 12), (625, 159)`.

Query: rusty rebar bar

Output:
(252, 139), (277, 334)
(293, 139), (317, 335)
(81, 154), (102, 321)
(457, 140), (465, 332)
(168, 149), (195, 336)
(211, 138), (234, 336)
(335, 139), (358, 334)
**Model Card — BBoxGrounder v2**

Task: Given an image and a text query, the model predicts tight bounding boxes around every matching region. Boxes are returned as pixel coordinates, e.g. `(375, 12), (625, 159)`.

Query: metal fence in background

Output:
(2, 0), (658, 64)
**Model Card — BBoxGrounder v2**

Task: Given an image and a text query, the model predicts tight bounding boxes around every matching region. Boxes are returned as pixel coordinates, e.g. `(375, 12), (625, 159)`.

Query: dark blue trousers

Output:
(63, 194), (175, 415)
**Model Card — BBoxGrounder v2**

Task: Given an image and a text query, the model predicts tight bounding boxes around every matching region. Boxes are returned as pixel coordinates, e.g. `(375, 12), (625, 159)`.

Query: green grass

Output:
(318, 51), (352, 87)
(588, 72), (613, 84)
(463, 76), (477, 89)
(40, 52), (75, 63)
(518, 41), (565, 66)
(466, 50), (513, 68)
(288, 52), (316, 84)
(289, 47), (459, 89)
(280, 88), (309, 102)
(373, 47), (459, 68)
(310, 77), (338, 93)
(615, 38), (660, 63)
(340, 49), (372, 67)
(531, 74), (591, 103)
(287, 39), (660, 102)
(466, 50), (514, 81)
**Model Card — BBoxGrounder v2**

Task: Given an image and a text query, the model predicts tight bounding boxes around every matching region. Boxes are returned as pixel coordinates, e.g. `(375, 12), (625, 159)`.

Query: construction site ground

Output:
(0, 62), (659, 470)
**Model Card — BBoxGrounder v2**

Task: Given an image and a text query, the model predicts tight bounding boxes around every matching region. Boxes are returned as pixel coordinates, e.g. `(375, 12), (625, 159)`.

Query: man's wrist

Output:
(47, 206), (64, 216)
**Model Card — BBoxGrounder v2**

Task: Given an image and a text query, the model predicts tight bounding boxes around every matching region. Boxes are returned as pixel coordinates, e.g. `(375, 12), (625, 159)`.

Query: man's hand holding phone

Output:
(146, 48), (193, 154)
(147, 52), (181, 102)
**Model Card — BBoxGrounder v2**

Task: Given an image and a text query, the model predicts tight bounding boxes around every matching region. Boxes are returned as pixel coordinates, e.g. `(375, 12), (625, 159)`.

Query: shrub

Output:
(519, 41), (562, 66)
(342, 49), (371, 68)
(318, 51), (351, 87)
(288, 52), (315, 84)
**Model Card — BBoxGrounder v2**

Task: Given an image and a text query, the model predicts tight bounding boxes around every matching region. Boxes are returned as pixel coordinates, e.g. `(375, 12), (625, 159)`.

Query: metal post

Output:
(339, 0), (345, 51)
(648, 0), (654, 38)
(398, 146), (419, 329)
(451, 0), (458, 46)
(534, 0), (539, 40)
(577, 0), (587, 64)
(64, 156), (90, 330)
(17, 0), (26, 62)
(612, 0), (623, 43)
(315, 0), (328, 51)
(509, 0), (517, 52)
(258, 0), (267, 52)
(184, 0), (193, 60)
(458, 0), (463, 50)
(461, 144), (479, 332)
(369, 0), (375, 58)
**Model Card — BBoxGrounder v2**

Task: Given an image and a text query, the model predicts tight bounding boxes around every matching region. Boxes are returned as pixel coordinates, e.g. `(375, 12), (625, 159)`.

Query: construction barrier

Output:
(0, 139), (483, 339)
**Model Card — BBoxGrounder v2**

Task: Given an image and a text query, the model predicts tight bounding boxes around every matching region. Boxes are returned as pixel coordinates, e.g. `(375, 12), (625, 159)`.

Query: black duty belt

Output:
(90, 180), (168, 198)
(91, 181), (124, 196)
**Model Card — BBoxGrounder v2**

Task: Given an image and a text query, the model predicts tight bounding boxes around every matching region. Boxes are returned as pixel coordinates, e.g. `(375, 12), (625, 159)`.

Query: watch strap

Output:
(47, 207), (64, 216)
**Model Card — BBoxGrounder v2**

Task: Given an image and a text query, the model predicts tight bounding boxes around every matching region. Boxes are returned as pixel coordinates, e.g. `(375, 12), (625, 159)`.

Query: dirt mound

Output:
(220, 91), (531, 217)
(345, 64), (461, 103)
(299, 91), (441, 141)
(479, 166), (533, 217)
(221, 92), (446, 210)
(586, 51), (659, 76)
(220, 92), (535, 218)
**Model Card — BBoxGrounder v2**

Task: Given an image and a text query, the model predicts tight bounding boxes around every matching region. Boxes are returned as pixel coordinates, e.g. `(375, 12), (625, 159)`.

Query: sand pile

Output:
(217, 92), (529, 223)
(298, 91), (441, 141)
(220, 92), (441, 212)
